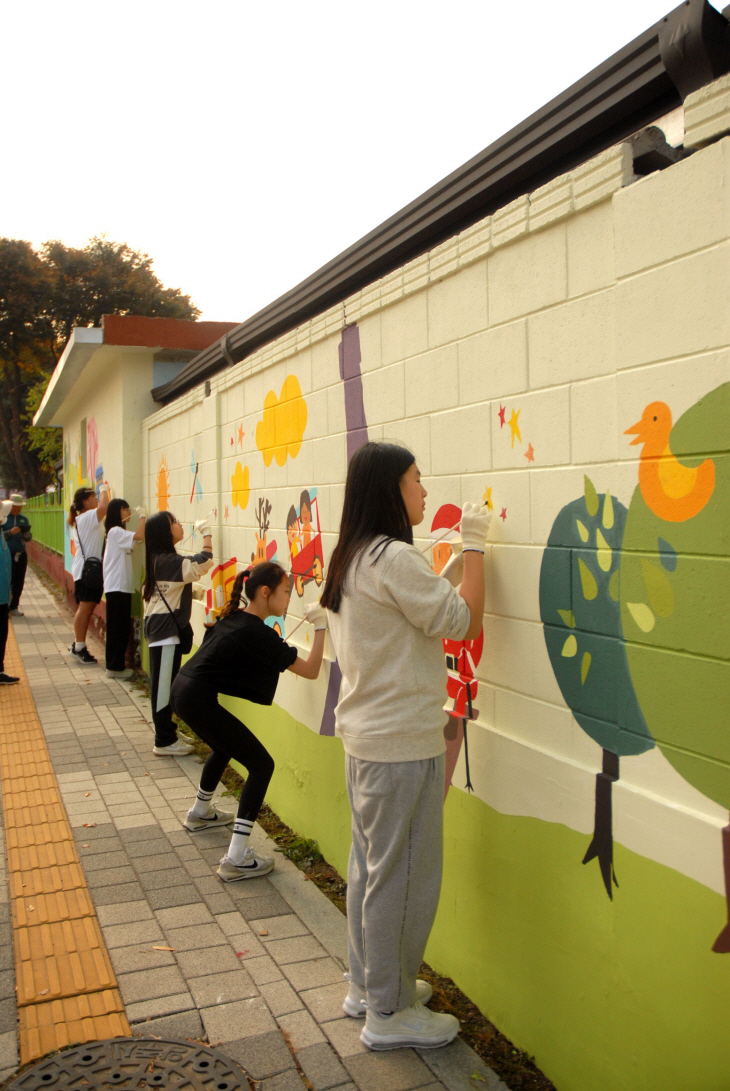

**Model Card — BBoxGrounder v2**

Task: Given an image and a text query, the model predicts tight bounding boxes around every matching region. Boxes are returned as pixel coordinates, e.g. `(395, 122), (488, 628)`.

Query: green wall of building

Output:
(221, 695), (729, 1091)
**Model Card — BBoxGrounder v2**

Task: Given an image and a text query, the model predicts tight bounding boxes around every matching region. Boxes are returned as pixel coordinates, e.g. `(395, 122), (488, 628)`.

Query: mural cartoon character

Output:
(300, 490), (313, 548)
(431, 504), (483, 796)
(541, 388), (730, 951)
(251, 497), (276, 565)
(625, 400), (715, 522)
(206, 557), (238, 621)
(621, 385), (730, 952)
(290, 489), (323, 597)
(539, 477), (654, 899)
(287, 506), (300, 559)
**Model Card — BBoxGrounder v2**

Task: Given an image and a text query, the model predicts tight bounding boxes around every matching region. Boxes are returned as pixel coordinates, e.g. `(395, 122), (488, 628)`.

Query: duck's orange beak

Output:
(624, 420), (644, 445)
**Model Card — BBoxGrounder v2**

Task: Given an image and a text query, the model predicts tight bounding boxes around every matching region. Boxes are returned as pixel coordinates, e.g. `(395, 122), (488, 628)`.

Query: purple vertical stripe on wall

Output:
(319, 660), (342, 737)
(319, 323), (369, 736)
(338, 324), (368, 464)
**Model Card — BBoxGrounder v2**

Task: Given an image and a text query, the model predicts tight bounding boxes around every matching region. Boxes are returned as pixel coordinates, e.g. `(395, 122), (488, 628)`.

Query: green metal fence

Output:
(24, 491), (65, 555)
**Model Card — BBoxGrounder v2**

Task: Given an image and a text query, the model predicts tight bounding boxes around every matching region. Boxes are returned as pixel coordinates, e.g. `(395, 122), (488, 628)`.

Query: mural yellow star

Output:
(482, 486), (493, 511)
(508, 408), (521, 448)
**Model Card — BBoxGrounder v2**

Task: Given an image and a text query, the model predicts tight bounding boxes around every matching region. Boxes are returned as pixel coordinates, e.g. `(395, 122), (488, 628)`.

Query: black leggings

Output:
(105, 591), (131, 671)
(170, 674), (274, 822)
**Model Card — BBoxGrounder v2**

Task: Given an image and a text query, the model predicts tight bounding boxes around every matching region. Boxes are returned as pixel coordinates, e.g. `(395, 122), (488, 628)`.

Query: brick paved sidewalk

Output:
(3, 570), (506, 1091)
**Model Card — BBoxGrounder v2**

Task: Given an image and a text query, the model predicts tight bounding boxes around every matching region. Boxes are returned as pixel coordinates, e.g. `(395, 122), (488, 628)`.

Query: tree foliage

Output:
(0, 236), (199, 494)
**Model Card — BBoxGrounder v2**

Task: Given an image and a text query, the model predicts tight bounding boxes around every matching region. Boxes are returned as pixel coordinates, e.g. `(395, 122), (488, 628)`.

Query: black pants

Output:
(9, 551), (27, 611)
(0, 604), (8, 671)
(171, 675), (275, 822)
(105, 591), (132, 671)
(149, 643), (183, 748)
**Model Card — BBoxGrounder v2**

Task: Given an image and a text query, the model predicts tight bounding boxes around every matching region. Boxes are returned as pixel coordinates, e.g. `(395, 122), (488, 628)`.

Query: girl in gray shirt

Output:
(322, 441), (491, 1051)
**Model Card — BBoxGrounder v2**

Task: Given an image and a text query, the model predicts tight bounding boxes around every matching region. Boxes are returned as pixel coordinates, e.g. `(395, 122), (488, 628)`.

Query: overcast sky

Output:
(2, 0), (702, 323)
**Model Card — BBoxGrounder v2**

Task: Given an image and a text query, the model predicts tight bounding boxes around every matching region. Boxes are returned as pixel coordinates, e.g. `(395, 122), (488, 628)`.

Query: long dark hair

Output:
(105, 498), (129, 533)
(321, 442), (415, 613)
(67, 487), (95, 527)
(143, 511), (176, 601)
(219, 562), (287, 619)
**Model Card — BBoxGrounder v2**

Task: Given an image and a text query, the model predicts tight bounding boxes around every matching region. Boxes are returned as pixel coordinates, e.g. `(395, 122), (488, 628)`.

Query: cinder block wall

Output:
(142, 83), (730, 1091)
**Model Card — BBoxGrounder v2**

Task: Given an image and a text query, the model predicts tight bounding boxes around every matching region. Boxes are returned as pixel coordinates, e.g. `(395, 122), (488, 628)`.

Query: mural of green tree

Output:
(539, 477), (654, 898)
(621, 382), (730, 953)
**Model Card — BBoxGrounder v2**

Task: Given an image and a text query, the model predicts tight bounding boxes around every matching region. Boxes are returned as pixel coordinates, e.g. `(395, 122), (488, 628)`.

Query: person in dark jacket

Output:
(0, 501), (18, 684)
(2, 493), (31, 617)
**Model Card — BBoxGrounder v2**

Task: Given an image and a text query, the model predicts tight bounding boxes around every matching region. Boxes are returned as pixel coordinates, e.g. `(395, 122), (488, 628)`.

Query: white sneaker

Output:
(106, 668), (133, 679)
(152, 739), (195, 756)
(184, 807), (235, 832)
(9, 609), (24, 617)
(360, 1002), (459, 1050)
(343, 975), (433, 1018)
(217, 849), (275, 881)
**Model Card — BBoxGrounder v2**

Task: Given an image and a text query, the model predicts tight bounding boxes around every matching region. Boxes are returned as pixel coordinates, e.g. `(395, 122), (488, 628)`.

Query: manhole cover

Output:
(7, 1038), (251, 1091)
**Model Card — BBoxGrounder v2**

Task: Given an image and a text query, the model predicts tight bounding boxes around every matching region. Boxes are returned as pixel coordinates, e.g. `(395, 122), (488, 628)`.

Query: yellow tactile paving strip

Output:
(0, 626), (130, 1063)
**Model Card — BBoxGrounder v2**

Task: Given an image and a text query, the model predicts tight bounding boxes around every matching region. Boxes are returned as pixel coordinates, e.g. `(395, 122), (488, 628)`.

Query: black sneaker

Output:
(69, 644), (97, 664)
(0, 673), (19, 685)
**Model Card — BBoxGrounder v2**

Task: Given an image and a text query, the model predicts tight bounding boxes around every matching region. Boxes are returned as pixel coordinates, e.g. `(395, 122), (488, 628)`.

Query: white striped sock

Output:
(190, 786), (215, 818)
(227, 819), (254, 865)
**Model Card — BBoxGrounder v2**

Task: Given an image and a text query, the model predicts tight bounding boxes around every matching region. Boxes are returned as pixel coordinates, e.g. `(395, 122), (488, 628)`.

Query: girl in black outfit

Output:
(171, 561), (326, 881)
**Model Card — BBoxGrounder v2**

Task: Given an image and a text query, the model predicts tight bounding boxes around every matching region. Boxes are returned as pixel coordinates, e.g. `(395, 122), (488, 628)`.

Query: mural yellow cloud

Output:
(256, 374), (308, 467)
(231, 461), (250, 509)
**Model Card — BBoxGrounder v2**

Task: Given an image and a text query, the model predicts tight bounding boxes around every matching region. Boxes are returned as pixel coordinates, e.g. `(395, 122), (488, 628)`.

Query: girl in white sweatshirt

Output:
(322, 441), (491, 1052)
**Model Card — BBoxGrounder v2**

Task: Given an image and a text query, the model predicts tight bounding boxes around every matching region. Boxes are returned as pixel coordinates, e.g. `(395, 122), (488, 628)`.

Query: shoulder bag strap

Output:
(153, 556), (185, 638)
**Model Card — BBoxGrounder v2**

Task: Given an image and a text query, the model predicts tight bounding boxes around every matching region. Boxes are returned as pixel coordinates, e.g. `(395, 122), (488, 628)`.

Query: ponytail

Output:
(219, 571), (247, 619)
(68, 487), (95, 527)
(218, 561), (287, 619)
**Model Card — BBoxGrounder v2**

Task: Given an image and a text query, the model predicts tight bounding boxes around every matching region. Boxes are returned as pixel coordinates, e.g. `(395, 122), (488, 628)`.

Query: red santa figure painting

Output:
(430, 504), (484, 797)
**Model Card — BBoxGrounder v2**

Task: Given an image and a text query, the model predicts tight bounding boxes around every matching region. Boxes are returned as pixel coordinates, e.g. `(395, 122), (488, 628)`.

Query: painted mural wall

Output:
(59, 350), (154, 613)
(141, 128), (730, 1091)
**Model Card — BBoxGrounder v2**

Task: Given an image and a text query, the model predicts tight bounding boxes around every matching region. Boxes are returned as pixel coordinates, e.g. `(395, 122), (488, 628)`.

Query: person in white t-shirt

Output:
(103, 498), (146, 679)
(67, 485), (110, 665)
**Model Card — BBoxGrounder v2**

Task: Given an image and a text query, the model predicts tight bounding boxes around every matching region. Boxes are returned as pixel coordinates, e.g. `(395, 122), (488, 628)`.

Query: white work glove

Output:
(460, 502), (492, 553)
(304, 601), (328, 631)
(99, 482), (111, 497)
(440, 551), (464, 587)
(135, 506), (147, 518)
(194, 518), (212, 537)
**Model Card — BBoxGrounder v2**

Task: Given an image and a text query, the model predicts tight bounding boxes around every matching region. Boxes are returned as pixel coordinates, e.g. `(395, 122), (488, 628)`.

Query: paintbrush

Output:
(420, 520), (461, 553)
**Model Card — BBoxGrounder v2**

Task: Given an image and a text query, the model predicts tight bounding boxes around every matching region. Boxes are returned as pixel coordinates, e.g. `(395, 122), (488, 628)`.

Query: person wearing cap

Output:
(1, 494), (31, 618)
(0, 501), (19, 684)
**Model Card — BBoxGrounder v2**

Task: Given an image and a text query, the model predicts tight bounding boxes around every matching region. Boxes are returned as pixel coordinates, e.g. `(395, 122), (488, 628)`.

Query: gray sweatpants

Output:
(345, 753), (445, 1014)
